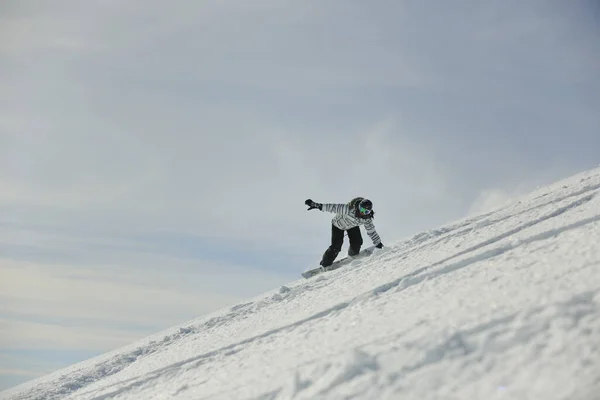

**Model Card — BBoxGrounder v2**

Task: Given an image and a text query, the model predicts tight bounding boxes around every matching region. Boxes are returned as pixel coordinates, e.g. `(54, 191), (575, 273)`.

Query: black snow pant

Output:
(320, 225), (363, 267)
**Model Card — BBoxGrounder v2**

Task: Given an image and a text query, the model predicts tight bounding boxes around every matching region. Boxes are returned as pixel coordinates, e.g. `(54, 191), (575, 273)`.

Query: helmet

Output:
(357, 198), (373, 216)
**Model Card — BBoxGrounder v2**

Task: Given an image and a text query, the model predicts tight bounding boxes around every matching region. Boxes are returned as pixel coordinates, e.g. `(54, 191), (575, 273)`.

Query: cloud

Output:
(0, 248), (289, 322)
(0, 318), (141, 352)
(0, 112), (447, 252)
(467, 189), (516, 217)
(0, 0), (599, 390)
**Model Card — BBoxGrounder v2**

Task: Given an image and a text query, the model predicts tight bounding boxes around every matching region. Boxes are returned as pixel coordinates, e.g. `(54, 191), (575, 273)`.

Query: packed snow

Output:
(2, 167), (600, 400)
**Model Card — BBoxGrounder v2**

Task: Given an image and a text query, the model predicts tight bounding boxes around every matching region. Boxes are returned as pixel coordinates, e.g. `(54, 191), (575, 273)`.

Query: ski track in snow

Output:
(2, 168), (600, 400)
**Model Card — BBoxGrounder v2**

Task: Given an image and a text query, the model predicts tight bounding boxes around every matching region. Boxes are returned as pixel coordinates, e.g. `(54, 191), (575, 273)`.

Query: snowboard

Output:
(301, 245), (377, 279)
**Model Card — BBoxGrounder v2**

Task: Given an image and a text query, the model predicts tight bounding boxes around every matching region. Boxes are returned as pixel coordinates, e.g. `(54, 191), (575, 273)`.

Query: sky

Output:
(1, 0), (599, 391)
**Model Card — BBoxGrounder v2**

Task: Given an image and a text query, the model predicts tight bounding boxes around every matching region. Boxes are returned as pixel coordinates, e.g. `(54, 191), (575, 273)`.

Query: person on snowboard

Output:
(304, 197), (384, 267)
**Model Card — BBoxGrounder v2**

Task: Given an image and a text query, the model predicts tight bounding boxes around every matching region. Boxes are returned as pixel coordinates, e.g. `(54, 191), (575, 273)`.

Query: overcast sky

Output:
(1, 0), (599, 391)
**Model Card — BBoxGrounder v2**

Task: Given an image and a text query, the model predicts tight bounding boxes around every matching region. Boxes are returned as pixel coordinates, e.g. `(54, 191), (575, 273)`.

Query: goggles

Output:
(359, 205), (372, 215)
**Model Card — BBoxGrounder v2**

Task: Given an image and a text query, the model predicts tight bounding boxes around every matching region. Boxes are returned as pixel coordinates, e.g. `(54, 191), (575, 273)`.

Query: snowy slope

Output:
(2, 167), (600, 400)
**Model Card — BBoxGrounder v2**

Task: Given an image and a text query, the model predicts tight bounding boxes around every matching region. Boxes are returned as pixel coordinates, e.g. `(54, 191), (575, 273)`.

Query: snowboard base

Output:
(301, 246), (377, 279)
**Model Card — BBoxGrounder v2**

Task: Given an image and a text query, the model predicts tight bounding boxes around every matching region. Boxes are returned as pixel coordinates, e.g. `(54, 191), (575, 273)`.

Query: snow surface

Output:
(3, 167), (600, 400)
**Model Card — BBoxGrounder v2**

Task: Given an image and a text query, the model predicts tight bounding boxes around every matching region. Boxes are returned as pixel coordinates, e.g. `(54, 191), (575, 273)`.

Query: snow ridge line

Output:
(4, 302), (296, 398)
(395, 180), (600, 258)
(429, 192), (596, 267)
(9, 283), (330, 399)
(372, 189), (598, 277)
(352, 192), (599, 304)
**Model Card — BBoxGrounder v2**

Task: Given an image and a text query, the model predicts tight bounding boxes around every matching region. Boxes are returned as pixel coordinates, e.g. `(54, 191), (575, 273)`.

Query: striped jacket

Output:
(321, 203), (382, 246)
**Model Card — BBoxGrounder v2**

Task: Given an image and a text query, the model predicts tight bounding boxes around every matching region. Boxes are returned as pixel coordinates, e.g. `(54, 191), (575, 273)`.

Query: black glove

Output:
(376, 243), (383, 249)
(305, 199), (322, 211)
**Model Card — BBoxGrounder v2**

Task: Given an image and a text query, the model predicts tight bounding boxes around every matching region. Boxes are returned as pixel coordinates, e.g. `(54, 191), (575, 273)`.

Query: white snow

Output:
(2, 167), (600, 400)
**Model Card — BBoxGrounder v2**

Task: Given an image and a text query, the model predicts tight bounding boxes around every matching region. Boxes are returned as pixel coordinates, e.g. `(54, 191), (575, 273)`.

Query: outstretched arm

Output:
(304, 199), (349, 214)
(321, 203), (350, 214)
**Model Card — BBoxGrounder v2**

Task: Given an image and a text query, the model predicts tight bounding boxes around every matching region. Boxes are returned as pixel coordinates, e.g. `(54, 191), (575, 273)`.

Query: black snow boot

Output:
(348, 246), (361, 257)
(320, 247), (340, 267)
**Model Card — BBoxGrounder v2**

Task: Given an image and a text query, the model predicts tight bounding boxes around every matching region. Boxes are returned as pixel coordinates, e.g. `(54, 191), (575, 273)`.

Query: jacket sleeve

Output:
(364, 219), (382, 246)
(321, 203), (350, 214)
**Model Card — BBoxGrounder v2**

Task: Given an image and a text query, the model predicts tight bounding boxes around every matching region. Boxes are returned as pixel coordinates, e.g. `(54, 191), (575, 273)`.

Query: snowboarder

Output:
(305, 197), (384, 267)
